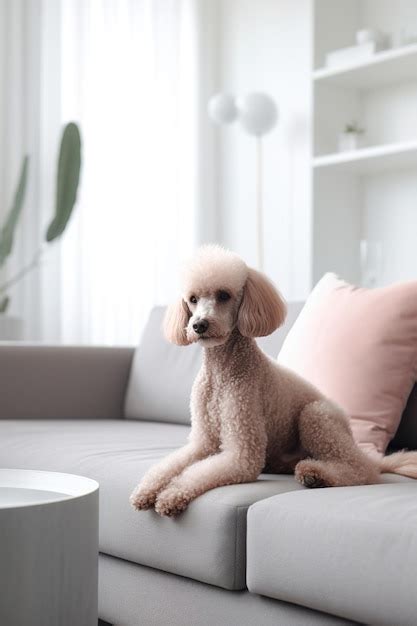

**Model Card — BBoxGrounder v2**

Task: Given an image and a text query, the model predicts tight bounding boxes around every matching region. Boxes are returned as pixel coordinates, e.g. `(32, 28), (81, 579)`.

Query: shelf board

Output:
(313, 44), (417, 89)
(313, 141), (417, 175)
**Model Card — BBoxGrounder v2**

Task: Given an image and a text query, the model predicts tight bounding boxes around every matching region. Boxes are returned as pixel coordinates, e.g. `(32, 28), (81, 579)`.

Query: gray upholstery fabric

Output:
(124, 307), (202, 424)
(390, 383), (417, 451)
(247, 482), (417, 626)
(99, 554), (355, 626)
(124, 302), (304, 425)
(0, 344), (133, 420)
(257, 301), (305, 358)
(0, 419), (303, 590)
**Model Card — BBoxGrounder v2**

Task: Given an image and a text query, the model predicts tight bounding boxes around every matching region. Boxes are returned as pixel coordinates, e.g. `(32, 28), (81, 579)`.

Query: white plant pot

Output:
(0, 315), (24, 340)
(338, 132), (363, 152)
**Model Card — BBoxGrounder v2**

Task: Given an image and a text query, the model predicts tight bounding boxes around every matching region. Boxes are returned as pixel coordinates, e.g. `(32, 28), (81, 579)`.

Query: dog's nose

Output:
(193, 319), (209, 334)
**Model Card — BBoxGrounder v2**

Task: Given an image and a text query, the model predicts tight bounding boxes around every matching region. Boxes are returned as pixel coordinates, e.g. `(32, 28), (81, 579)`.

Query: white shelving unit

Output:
(313, 140), (417, 175)
(313, 43), (417, 89)
(312, 0), (417, 287)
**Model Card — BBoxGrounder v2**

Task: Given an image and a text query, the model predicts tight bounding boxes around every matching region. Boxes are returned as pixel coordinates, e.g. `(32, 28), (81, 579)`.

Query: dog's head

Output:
(164, 245), (287, 347)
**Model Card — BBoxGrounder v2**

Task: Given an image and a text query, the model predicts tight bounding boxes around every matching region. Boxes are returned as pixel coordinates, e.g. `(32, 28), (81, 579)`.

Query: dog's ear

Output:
(237, 268), (287, 338)
(163, 298), (191, 345)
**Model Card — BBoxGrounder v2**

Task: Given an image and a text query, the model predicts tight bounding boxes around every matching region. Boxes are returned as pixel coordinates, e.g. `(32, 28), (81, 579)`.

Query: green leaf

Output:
(46, 122), (81, 242)
(0, 156), (29, 267)
(0, 296), (10, 313)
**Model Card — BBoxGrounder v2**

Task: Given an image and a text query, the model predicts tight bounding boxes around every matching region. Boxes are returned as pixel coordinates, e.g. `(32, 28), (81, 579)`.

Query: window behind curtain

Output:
(59, 0), (200, 344)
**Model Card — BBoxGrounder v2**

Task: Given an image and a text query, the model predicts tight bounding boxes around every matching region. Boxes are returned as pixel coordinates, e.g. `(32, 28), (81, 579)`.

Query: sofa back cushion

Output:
(124, 303), (304, 424)
(124, 307), (201, 424)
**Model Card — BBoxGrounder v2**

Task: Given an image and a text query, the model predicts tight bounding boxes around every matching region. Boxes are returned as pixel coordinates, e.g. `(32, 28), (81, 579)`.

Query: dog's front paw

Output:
(154, 486), (191, 518)
(129, 485), (158, 511)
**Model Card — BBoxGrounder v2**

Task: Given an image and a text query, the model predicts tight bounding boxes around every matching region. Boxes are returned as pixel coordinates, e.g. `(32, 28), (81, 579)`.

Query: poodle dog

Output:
(130, 245), (417, 517)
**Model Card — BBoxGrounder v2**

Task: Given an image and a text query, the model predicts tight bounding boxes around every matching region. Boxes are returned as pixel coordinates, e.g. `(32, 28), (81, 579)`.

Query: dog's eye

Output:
(190, 295), (198, 304)
(217, 291), (231, 303)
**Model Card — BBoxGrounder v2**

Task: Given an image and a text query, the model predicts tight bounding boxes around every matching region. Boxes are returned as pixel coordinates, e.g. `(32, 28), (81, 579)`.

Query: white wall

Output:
(363, 170), (417, 285)
(360, 0), (417, 287)
(214, 0), (312, 299)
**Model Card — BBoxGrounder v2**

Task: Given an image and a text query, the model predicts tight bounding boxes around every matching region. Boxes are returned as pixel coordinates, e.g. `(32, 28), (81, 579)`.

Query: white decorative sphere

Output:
(237, 92), (278, 136)
(208, 93), (238, 125)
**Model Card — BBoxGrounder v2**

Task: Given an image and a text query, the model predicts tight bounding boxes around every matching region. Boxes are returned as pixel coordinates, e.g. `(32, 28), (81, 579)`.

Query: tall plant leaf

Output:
(46, 122), (81, 242)
(0, 156), (29, 267)
(0, 296), (10, 313)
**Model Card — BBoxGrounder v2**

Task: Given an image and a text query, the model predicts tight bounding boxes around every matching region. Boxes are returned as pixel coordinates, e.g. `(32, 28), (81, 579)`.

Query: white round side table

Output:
(0, 469), (99, 626)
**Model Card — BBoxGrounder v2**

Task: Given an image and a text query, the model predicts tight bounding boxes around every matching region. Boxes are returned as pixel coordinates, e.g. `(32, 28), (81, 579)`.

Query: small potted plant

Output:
(338, 122), (365, 152)
(0, 122), (81, 340)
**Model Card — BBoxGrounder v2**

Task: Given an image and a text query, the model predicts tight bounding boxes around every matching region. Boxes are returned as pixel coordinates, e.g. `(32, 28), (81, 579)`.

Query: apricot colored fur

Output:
(130, 245), (417, 517)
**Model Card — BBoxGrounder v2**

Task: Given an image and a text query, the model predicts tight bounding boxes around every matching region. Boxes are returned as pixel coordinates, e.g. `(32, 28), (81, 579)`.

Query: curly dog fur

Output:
(131, 245), (417, 517)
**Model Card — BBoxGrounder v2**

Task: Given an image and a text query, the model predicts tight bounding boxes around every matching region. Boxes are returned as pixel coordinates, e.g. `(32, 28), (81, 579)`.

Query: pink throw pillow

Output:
(277, 273), (417, 458)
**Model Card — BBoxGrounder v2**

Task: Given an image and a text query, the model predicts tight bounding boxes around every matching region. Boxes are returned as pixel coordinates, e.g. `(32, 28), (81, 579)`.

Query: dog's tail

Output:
(379, 450), (417, 479)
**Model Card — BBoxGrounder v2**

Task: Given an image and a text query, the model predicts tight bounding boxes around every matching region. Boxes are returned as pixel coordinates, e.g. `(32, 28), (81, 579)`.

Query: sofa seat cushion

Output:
(247, 481), (417, 625)
(0, 419), (303, 590)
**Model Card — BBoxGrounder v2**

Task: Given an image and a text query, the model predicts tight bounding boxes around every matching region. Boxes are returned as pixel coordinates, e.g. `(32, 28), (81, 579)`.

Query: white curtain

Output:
(1, 0), (217, 344)
(59, 0), (202, 345)
(0, 0), (56, 340)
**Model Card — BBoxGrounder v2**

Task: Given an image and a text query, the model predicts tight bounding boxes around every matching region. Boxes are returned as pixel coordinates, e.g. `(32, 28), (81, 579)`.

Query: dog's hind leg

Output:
(294, 400), (379, 488)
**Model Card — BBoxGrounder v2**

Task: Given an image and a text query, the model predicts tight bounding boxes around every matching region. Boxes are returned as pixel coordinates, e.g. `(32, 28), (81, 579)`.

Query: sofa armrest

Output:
(0, 343), (134, 419)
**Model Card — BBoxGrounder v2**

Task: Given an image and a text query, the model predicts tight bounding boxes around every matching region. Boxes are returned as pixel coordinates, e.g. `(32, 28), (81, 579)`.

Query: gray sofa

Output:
(1, 304), (417, 626)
